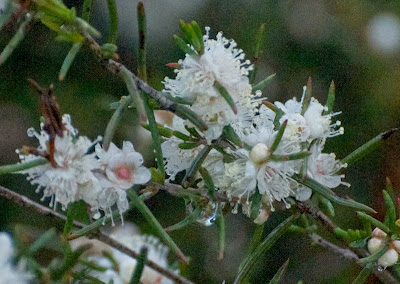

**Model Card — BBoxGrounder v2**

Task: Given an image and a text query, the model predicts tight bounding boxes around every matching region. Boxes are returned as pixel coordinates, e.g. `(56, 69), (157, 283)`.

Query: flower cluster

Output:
(368, 228), (400, 268)
(160, 27), (349, 223)
(0, 232), (31, 283)
(17, 114), (151, 221)
(71, 223), (179, 284)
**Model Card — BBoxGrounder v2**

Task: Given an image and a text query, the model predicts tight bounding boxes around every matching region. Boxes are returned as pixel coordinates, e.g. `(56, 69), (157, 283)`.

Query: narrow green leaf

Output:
(270, 120), (287, 153)
(173, 131), (191, 141)
(214, 81), (238, 114)
(173, 34), (196, 56)
(383, 190), (396, 231)
(103, 95), (134, 150)
(106, 0), (118, 45)
(179, 20), (201, 52)
(81, 0), (94, 21)
(216, 207), (225, 261)
(190, 21), (204, 54)
(359, 246), (388, 264)
(301, 77), (312, 115)
(185, 125), (201, 138)
(164, 207), (201, 232)
(143, 94), (165, 179)
(0, 13), (33, 67)
(127, 189), (189, 263)
(269, 151), (310, 162)
(222, 125), (243, 148)
(234, 214), (299, 284)
(137, 2), (147, 81)
(141, 123), (173, 138)
(28, 228), (57, 256)
(357, 211), (390, 234)
(334, 227), (350, 240)
(59, 42), (81, 81)
(336, 128), (399, 174)
(352, 263), (374, 284)
(249, 23), (265, 84)
(0, 158), (48, 174)
(318, 195), (335, 217)
(120, 66), (146, 122)
(174, 104), (208, 131)
(129, 246), (148, 284)
(269, 259), (290, 284)
(199, 167), (215, 198)
(324, 80), (335, 115)
(293, 175), (376, 213)
(182, 145), (212, 188)
(250, 189), (262, 219)
(252, 73), (276, 92)
(63, 201), (82, 237)
(213, 145), (236, 163)
(178, 141), (201, 149)
(239, 224), (265, 272)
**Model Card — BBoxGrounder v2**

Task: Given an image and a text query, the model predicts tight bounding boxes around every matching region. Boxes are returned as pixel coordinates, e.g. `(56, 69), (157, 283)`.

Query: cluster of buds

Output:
(367, 228), (400, 268)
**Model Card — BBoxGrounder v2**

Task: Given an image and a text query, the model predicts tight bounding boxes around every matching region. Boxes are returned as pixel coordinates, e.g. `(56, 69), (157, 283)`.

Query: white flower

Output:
(307, 144), (350, 188)
(0, 233), (31, 283)
(93, 141), (151, 221)
(17, 114), (100, 210)
(163, 27), (255, 141)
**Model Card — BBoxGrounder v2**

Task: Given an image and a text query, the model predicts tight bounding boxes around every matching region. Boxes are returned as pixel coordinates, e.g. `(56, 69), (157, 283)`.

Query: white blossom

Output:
(0, 233), (31, 283)
(17, 114), (100, 211)
(163, 27), (256, 141)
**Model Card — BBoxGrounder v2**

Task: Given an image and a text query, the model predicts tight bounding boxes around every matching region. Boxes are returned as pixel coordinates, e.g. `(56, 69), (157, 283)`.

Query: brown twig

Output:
(0, 185), (193, 284)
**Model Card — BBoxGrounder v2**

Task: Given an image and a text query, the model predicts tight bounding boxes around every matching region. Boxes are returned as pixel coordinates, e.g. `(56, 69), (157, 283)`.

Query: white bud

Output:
(368, 237), (385, 254)
(378, 248), (399, 268)
(372, 227), (387, 238)
(249, 143), (269, 165)
(392, 240), (400, 252)
(254, 208), (270, 225)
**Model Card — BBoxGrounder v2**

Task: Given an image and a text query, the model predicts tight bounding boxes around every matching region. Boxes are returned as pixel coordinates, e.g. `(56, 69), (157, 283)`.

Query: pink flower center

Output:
(115, 166), (133, 180)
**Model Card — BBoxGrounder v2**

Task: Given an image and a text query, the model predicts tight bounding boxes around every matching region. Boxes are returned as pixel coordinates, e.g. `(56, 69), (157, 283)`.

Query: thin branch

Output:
(309, 233), (399, 284)
(297, 201), (337, 233)
(0, 185), (193, 284)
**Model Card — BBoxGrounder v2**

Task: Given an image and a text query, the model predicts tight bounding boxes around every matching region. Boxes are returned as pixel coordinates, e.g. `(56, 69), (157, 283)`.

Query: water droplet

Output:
(197, 204), (219, 226)
(377, 266), (384, 272)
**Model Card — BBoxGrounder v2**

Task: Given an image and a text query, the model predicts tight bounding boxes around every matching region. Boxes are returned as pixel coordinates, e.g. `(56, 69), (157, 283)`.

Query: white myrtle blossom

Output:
(0, 232), (31, 283)
(163, 27), (256, 141)
(17, 114), (100, 211)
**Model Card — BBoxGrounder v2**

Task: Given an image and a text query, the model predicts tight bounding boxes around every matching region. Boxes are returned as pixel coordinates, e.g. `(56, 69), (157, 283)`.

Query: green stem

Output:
(0, 158), (48, 174)
(129, 246), (148, 284)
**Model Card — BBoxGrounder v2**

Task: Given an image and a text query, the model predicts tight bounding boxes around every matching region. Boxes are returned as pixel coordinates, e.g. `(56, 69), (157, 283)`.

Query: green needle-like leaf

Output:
(106, 0), (118, 45)
(324, 80), (335, 115)
(141, 123), (173, 138)
(59, 42), (81, 81)
(234, 214), (299, 284)
(352, 263), (374, 284)
(252, 73), (276, 92)
(28, 228), (57, 255)
(164, 207), (201, 232)
(173, 34), (196, 56)
(222, 125), (243, 148)
(269, 259), (290, 284)
(293, 175), (376, 213)
(182, 145), (212, 188)
(357, 211), (390, 234)
(336, 128), (398, 174)
(0, 158), (48, 174)
(190, 21), (204, 54)
(199, 167), (215, 198)
(383, 190), (396, 231)
(249, 23), (265, 84)
(318, 195), (335, 217)
(214, 81), (238, 114)
(174, 104), (208, 131)
(270, 120), (287, 153)
(239, 224), (265, 272)
(129, 246), (148, 284)
(127, 189), (189, 263)
(178, 141), (201, 149)
(269, 151), (310, 162)
(359, 246), (388, 265)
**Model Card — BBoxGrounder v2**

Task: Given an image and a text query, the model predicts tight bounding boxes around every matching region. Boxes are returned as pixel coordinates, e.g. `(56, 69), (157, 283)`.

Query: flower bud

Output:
(372, 227), (387, 238)
(368, 237), (385, 255)
(254, 208), (270, 225)
(378, 248), (399, 268)
(249, 143), (269, 165)
(392, 240), (400, 252)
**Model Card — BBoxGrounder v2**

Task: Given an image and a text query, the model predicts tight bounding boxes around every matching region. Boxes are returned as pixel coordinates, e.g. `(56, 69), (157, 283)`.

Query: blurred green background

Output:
(1, 0), (400, 283)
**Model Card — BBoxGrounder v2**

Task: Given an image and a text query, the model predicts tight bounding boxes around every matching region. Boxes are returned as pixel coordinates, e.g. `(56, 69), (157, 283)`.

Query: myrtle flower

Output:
(163, 27), (255, 141)
(93, 141), (151, 220)
(73, 223), (179, 284)
(17, 114), (100, 210)
(307, 144), (350, 188)
(275, 86), (344, 142)
(0, 232), (31, 283)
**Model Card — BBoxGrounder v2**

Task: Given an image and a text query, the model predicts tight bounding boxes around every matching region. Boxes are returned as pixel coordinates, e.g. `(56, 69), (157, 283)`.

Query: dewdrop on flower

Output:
(163, 27), (254, 141)
(0, 233), (31, 283)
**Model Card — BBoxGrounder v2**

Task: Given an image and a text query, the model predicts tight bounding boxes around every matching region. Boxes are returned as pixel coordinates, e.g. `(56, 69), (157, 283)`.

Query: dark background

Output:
(1, 0), (400, 282)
